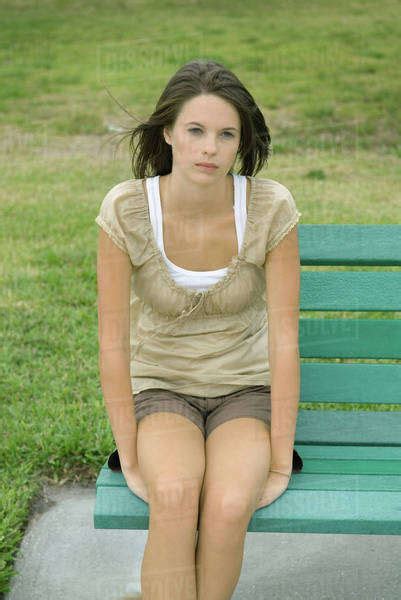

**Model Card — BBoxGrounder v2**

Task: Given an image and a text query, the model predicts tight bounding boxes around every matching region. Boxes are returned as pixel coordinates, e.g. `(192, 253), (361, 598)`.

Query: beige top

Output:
(95, 176), (302, 398)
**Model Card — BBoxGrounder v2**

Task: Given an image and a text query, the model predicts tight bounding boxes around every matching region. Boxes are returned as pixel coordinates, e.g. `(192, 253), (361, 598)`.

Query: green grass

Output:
(1, 0), (401, 594)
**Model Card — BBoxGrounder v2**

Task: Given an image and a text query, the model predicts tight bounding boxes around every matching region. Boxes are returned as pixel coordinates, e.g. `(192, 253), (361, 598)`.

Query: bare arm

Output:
(264, 224), (301, 473)
(96, 228), (138, 469)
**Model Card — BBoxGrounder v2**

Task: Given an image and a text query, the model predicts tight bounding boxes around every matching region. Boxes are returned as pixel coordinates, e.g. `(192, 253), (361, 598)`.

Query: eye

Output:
(188, 128), (234, 138)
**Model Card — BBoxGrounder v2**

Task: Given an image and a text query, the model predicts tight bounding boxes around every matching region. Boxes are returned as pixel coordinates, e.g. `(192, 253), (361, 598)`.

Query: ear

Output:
(163, 127), (171, 146)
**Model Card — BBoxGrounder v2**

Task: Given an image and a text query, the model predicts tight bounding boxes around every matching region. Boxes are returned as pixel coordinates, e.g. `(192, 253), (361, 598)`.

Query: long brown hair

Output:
(112, 58), (272, 179)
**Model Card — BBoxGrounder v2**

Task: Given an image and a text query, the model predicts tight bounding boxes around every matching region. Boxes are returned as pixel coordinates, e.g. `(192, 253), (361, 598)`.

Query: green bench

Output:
(94, 224), (401, 535)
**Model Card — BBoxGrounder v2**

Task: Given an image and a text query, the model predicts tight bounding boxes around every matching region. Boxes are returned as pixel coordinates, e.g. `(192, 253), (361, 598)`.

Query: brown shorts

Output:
(133, 385), (271, 440)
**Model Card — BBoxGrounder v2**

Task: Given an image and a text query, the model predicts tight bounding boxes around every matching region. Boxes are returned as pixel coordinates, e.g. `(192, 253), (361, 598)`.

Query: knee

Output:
(148, 476), (202, 519)
(201, 488), (254, 524)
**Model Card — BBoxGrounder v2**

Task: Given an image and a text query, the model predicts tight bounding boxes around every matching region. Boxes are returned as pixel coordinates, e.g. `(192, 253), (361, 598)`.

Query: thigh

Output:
(136, 391), (206, 512)
(205, 385), (271, 442)
(200, 415), (271, 518)
(134, 387), (206, 439)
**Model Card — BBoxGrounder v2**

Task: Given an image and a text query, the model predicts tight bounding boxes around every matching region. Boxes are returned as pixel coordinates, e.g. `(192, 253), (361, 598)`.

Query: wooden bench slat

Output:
(290, 473), (401, 492)
(97, 467), (401, 491)
(248, 489), (401, 535)
(96, 444), (401, 488)
(296, 409), (401, 445)
(299, 225), (401, 266)
(300, 319), (401, 359)
(300, 363), (401, 403)
(296, 445), (401, 475)
(94, 482), (401, 535)
(298, 444), (401, 461)
(301, 271), (401, 310)
(94, 486), (148, 530)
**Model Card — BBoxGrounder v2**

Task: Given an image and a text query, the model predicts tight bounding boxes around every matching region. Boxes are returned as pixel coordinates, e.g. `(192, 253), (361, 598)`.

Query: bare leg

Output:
(141, 500), (199, 599)
(195, 513), (251, 600)
(195, 417), (271, 600)
(136, 412), (206, 599)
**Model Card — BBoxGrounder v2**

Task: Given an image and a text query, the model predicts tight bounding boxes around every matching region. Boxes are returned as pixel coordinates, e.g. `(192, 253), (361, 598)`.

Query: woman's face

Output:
(163, 94), (241, 178)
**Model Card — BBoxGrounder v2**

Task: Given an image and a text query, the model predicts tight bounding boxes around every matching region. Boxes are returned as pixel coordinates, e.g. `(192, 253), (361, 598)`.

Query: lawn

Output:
(0, 0), (400, 594)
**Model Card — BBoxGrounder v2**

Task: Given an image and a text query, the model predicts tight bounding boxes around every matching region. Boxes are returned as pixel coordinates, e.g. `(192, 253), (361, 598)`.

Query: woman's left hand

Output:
(255, 471), (291, 510)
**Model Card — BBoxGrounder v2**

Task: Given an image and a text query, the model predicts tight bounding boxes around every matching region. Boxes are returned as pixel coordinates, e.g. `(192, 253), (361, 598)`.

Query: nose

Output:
(201, 134), (218, 155)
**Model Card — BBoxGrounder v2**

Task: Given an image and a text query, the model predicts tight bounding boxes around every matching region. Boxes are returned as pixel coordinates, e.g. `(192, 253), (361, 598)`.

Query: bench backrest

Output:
(298, 224), (401, 447)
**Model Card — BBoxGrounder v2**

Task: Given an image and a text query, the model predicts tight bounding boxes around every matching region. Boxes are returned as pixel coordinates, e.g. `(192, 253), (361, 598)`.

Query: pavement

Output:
(4, 482), (401, 600)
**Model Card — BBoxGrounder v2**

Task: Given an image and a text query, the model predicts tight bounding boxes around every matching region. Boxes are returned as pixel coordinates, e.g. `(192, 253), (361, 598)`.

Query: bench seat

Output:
(94, 409), (401, 535)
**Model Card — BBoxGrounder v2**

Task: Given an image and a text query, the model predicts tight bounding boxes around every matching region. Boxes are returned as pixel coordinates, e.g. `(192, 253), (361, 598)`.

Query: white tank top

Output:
(145, 174), (248, 291)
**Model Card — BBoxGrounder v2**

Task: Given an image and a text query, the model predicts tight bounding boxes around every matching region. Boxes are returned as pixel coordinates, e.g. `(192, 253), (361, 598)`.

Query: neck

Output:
(160, 171), (234, 221)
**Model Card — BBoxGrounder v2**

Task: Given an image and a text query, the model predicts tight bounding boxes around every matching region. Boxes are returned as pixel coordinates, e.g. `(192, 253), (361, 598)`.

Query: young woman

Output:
(96, 58), (303, 600)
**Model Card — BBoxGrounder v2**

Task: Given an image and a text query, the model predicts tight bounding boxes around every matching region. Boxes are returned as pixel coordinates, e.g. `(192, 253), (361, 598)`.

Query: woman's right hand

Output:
(121, 463), (149, 503)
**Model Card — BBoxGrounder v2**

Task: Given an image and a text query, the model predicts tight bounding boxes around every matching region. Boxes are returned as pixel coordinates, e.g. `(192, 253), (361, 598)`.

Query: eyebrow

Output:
(186, 121), (239, 132)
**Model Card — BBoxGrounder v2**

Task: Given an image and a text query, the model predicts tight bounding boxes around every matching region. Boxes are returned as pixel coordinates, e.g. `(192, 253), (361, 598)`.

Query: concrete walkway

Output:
(4, 482), (401, 600)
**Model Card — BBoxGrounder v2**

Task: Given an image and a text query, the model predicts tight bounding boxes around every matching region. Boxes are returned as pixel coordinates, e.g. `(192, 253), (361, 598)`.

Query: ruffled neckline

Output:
(135, 175), (258, 301)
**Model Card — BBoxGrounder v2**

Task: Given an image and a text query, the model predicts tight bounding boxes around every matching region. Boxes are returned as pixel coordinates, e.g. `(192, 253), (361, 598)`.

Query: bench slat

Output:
(300, 363), (401, 404)
(96, 445), (401, 490)
(296, 445), (401, 475)
(290, 473), (401, 491)
(248, 489), (401, 535)
(96, 466), (401, 491)
(300, 319), (401, 359)
(299, 225), (401, 266)
(296, 409), (401, 445)
(94, 482), (401, 535)
(301, 271), (401, 310)
(97, 445), (401, 489)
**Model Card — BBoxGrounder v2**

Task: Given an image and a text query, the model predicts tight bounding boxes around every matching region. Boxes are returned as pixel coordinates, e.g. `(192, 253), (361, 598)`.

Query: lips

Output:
(196, 163), (218, 168)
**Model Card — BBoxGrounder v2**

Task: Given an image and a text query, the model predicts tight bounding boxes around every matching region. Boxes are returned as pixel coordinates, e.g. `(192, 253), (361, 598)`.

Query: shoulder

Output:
(252, 177), (299, 218)
(98, 178), (144, 215)
(101, 178), (142, 204)
(253, 176), (294, 202)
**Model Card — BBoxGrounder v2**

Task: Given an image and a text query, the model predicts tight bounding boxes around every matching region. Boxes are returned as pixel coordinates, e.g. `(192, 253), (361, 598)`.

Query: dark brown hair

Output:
(111, 58), (272, 179)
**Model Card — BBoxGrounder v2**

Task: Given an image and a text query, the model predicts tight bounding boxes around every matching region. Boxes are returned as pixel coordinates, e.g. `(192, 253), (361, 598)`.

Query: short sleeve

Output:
(265, 186), (302, 254)
(94, 183), (129, 255)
